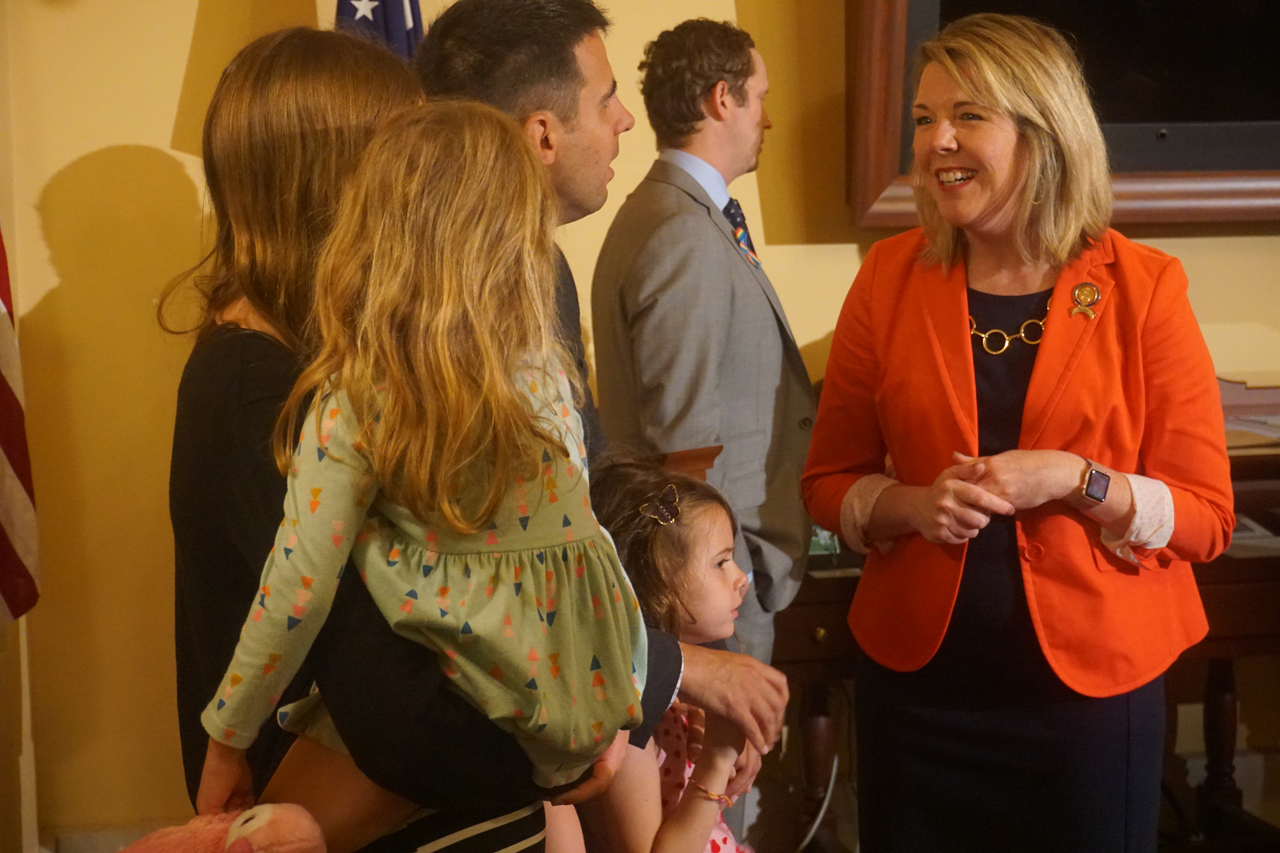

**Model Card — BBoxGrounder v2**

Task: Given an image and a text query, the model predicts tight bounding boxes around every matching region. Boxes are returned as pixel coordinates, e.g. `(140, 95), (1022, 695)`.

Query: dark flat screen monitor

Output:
(899, 0), (1280, 173)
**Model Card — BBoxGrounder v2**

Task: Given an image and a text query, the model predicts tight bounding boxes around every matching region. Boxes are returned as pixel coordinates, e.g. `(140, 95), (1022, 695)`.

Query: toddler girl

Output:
(197, 101), (646, 817)
(584, 456), (755, 853)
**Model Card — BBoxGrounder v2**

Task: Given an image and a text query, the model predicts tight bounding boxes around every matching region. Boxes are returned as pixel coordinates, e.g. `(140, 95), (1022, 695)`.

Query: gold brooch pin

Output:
(1070, 282), (1099, 319)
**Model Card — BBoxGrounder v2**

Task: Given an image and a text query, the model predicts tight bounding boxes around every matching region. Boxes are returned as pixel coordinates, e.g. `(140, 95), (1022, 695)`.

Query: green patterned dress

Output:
(201, 361), (647, 788)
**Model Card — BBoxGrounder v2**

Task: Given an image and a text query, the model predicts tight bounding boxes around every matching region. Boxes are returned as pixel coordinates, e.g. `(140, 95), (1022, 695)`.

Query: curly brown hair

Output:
(639, 19), (755, 150)
(589, 453), (738, 635)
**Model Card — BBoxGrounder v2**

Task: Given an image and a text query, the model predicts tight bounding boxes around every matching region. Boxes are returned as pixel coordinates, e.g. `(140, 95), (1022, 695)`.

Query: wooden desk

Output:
(1166, 450), (1280, 850)
(772, 450), (1280, 851)
(771, 558), (860, 853)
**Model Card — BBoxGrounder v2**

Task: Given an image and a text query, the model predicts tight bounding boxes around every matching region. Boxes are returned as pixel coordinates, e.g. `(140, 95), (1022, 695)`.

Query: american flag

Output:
(0, 227), (38, 624)
(336, 0), (423, 60)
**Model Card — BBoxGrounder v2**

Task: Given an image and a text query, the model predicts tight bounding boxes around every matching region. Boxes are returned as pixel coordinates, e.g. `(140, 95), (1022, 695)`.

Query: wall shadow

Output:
(800, 331), (835, 387)
(25, 145), (204, 826)
(171, 0), (319, 156)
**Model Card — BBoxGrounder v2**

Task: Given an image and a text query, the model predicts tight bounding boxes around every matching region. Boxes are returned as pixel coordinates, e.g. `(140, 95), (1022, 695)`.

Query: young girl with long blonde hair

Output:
(581, 456), (754, 853)
(196, 100), (646, 846)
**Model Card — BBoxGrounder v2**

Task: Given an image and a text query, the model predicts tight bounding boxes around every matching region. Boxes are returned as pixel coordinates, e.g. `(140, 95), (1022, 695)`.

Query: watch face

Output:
(1085, 468), (1111, 503)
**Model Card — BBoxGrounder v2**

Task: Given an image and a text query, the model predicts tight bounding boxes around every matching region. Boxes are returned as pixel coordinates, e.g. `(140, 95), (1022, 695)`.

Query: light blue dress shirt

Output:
(658, 148), (731, 214)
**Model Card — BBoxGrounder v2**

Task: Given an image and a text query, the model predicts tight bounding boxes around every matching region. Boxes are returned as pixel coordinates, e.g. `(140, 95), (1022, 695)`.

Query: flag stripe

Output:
(0, 307), (26, 406)
(0, 450), (37, 572)
(0, 225), (37, 622)
(0, 234), (12, 322)
(0, 521), (38, 623)
(0, 376), (34, 502)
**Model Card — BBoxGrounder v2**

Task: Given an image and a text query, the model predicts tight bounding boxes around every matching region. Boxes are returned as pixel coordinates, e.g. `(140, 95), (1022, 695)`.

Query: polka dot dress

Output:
(654, 705), (753, 853)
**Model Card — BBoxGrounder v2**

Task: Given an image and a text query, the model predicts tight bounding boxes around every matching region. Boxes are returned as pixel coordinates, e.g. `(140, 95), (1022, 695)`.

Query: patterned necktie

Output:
(722, 198), (761, 268)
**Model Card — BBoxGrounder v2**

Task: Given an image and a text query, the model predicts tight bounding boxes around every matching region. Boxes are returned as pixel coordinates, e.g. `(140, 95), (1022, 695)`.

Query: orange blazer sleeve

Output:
(1125, 254), (1233, 565)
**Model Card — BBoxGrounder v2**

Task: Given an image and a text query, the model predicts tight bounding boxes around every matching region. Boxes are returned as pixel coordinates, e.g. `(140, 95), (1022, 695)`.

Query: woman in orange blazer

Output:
(802, 14), (1233, 853)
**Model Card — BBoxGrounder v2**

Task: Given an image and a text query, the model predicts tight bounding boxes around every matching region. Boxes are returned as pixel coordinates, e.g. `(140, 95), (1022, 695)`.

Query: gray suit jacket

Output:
(591, 159), (816, 611)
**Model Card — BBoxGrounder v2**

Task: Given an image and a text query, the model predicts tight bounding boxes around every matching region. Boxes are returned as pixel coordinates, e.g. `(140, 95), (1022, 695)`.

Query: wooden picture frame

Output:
(845, 0), (1280, 228)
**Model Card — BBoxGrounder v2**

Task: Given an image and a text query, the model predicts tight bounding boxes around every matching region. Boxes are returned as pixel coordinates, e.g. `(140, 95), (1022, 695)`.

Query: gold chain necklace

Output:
(969, 297), (1050, 355)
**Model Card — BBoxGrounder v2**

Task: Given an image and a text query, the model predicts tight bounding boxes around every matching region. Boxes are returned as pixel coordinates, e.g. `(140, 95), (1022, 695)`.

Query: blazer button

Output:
(1023, 542), (1045, 561)
(800, 416), (814, 429)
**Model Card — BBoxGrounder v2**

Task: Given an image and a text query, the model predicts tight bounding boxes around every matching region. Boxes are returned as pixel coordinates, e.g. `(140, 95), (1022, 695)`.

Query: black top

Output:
(874, 288), (1071, 707)
(555, 250), (607, 463)
(171, 326), (312, 801)
(853, 288), (1166, 852)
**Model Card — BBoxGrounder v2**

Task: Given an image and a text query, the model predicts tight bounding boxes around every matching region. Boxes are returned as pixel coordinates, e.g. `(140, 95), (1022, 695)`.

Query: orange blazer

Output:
(802, 228), (1234, 697)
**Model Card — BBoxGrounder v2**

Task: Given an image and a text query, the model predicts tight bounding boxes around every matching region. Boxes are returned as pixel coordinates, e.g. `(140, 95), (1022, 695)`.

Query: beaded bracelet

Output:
(691, 781), (732, 809)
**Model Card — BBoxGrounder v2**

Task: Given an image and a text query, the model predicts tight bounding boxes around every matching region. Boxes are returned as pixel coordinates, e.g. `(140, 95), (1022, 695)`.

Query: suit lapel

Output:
(920, 260), (979, 451)
(1020, 234), (1116, 449)
(645, 161), (796, 338)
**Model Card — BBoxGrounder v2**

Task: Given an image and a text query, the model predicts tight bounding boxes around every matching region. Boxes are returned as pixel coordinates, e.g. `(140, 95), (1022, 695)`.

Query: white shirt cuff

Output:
(670, 650), (684, 710)
(1099, 473), (1174, 564)
(839, 474), (898, 555)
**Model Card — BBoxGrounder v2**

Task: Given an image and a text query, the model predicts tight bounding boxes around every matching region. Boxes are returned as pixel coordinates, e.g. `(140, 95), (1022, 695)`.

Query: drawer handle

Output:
(812, 627), (828, 644)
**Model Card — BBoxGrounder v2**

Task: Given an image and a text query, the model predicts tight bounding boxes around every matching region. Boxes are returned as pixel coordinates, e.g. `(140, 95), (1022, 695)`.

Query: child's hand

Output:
(701, 701), (747, 758)
(681, 704), (706, 764)
(677, 644), (788, 754)
(196, 738), (254, 814)
(684, 705), (759, 795)
(702, 711), (759, 800)
(725, 742), (761, 800)
(701, 701), (747, 778)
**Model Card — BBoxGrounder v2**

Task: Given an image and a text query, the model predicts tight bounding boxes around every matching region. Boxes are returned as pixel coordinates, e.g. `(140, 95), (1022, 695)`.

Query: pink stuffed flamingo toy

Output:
(120, 804), (325, 853)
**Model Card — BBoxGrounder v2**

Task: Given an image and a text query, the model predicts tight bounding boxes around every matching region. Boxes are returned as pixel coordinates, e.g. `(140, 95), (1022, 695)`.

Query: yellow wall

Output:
(1, 0), (749, 835)
(3, 0), (1277, 836)
(5, 0), (318, 832)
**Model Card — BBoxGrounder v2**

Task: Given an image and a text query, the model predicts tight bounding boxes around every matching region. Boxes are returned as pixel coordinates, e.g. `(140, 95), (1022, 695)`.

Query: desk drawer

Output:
(773, 600), (858, 665)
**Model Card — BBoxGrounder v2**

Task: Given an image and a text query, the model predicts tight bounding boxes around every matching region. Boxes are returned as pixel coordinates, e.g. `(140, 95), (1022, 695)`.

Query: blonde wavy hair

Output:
(913, 14), (1112, 268)
(158, 27), (424, 353)
(275, 100), (577, 535)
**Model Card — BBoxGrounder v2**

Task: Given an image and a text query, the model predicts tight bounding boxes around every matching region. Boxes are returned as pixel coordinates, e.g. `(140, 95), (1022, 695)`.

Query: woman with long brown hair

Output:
(167, 29), (551, 853)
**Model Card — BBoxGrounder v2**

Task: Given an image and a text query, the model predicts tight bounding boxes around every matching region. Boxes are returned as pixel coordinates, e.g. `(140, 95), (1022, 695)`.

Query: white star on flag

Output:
(350, 0), (379, 21)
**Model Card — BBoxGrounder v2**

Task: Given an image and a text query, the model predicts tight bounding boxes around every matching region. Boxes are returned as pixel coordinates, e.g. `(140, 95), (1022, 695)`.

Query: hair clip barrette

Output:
(638, 483), (681, 525)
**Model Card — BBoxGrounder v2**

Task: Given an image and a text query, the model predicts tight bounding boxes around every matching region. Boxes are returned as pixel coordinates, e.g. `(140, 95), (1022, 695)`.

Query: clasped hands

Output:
(908, 449), (1083, 545)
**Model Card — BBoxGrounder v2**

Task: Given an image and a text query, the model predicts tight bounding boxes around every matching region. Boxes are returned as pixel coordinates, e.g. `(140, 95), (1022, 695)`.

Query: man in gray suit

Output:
(593, 19), (816, 668)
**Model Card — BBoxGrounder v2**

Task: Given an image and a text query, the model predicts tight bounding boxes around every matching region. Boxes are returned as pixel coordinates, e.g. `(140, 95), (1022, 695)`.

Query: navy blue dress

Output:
(854, 288), (1165, 853)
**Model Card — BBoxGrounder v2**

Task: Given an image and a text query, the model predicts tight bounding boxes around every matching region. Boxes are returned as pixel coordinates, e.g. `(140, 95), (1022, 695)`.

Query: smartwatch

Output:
(1079, 458), (1110, 505)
